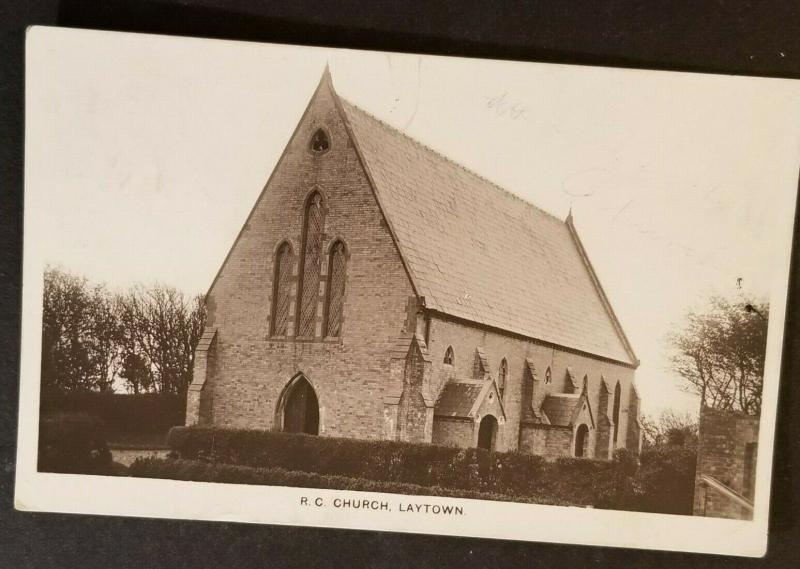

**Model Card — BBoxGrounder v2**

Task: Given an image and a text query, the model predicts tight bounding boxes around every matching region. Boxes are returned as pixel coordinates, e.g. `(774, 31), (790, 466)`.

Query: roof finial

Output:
(319, 62), (335, 92)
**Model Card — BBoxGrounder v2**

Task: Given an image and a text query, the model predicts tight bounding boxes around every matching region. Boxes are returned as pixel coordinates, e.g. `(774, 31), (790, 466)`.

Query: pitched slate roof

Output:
(332, 81), (637, 366)
(434, 380), (485, 418)
(541, 393), (583, 427)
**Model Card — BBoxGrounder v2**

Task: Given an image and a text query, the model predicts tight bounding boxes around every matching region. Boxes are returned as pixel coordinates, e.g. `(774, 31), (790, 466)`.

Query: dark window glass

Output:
(324, 241), (347, 337)
(612, 382), (622, 445)
(310, 129), (330, 153)
(297, 192), (325, 336)
(270, 242), (293, 335)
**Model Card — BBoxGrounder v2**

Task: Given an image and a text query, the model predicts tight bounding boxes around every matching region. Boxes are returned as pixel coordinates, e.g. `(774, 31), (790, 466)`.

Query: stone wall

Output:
(518, 424), (576, 458)
(396, 341), (431, 442)
(426, 315), (638, 454)
(197, 76), (415, 439)
(693, 407), (759, 520)
(432, 418), (475, 447)
(194, 73), (641, 457)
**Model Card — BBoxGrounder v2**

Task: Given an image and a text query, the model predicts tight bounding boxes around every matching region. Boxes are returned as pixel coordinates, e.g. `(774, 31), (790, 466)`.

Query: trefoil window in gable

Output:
(309, 128), (330, 154)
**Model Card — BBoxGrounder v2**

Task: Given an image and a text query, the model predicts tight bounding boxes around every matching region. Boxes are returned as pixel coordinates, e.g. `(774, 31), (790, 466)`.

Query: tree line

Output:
(41, 267), (206, 395)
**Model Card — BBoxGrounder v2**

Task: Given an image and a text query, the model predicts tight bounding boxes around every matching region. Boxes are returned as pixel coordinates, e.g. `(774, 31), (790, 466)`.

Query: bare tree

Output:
(641, 410), (698, 449)
(41, 267), (206, 395)
(666, 296), (767, 415)
(117, 284), (206, 394)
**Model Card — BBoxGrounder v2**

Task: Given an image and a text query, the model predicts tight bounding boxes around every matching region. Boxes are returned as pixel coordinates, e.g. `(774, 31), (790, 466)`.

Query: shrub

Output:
(167, 426), (620, 506)
(128, 457), (578, 507)
(164, 427), (698, 513)
(633, 446), (697, 515)
(40, 391), (186, 435)
(38, 412), (113, 474)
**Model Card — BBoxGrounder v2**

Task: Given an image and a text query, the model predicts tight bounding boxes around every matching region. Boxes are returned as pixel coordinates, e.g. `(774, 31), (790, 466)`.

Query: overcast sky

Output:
(25, 28), (800, 415)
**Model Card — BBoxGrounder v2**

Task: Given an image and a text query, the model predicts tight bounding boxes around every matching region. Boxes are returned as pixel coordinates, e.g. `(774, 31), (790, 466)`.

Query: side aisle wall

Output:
(427, 316), (638, 455)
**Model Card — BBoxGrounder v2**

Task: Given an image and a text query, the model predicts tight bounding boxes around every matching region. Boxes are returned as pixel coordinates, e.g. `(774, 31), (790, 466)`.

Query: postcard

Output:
(16, 26), (800, 556)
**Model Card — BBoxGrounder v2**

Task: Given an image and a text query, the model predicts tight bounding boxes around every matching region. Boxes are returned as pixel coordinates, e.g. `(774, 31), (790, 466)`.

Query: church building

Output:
(186, 68), (643, 459)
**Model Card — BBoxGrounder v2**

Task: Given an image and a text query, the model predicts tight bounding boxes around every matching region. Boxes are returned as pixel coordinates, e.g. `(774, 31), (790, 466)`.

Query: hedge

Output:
(40, 391), (186, 435)
(635, 446), (697, 515)
(167, 426), (641, 508)
(38, 412), (115, 475)
(128, 458), (578, 506)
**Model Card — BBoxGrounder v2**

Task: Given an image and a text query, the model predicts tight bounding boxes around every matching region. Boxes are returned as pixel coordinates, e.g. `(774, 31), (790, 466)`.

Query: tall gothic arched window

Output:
(612, 381), (622, 446)
(498, 358), (508, 400)
(270, 242), (293, 336)
(324, 241), (347, 337)
(297, 191), (325, 337)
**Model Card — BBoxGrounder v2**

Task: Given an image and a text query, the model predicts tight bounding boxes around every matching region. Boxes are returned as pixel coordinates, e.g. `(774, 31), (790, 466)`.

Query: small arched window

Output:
(612, 382), (622, 445)
(545, 367), (552, 384)
(324, 241), (347, 337)
(297, 191), (325, 337)
(498, 358), (508, 400)
(444, 346), (454, 365)
(309, 128), (330, 154)
(270, 242), (294, 336)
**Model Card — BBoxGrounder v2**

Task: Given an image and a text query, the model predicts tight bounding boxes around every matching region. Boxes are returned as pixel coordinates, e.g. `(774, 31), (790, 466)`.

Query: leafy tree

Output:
(41, 268), (118, 392)
(118, 352), (155, 394)
(666, 296), (767, 415)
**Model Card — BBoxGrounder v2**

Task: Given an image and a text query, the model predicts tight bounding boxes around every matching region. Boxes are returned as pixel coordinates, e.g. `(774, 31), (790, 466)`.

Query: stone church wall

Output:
(432, 418), (474, 447)
(693, 407), (759, 520)
(426, 316), (637, 455)
(200, 80), (415, 440)
(195, 75), (641, 456)
(518, 425), (579, 458)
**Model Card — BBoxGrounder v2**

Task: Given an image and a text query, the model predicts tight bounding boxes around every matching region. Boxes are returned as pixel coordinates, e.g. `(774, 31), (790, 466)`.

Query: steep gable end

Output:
(203, 68), (417, 338)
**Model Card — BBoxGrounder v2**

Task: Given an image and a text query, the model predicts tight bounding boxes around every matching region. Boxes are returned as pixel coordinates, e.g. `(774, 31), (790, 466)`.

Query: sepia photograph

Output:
(15, 26), (800, 556)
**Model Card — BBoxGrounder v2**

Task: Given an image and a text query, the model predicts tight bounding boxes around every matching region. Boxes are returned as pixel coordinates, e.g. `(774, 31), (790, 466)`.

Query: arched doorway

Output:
(280, 375), (319, 435)
(477, 415), (498, 452)
(574, 424), (589, 457)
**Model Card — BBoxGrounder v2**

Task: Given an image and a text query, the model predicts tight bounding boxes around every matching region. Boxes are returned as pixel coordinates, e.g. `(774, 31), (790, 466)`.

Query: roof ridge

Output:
(338, 96), (565, 225)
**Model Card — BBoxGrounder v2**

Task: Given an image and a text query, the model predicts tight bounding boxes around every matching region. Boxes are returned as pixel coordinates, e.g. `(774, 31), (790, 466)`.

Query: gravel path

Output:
(112, 449), (170, 467)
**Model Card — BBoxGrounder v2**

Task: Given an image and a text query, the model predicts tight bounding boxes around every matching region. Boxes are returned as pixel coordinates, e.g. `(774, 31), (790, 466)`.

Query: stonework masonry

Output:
(425, 315), (636, 456)
(186, 69), (643, 460)
(693, 407), (759, 520)
(194, 78), (415, 439)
